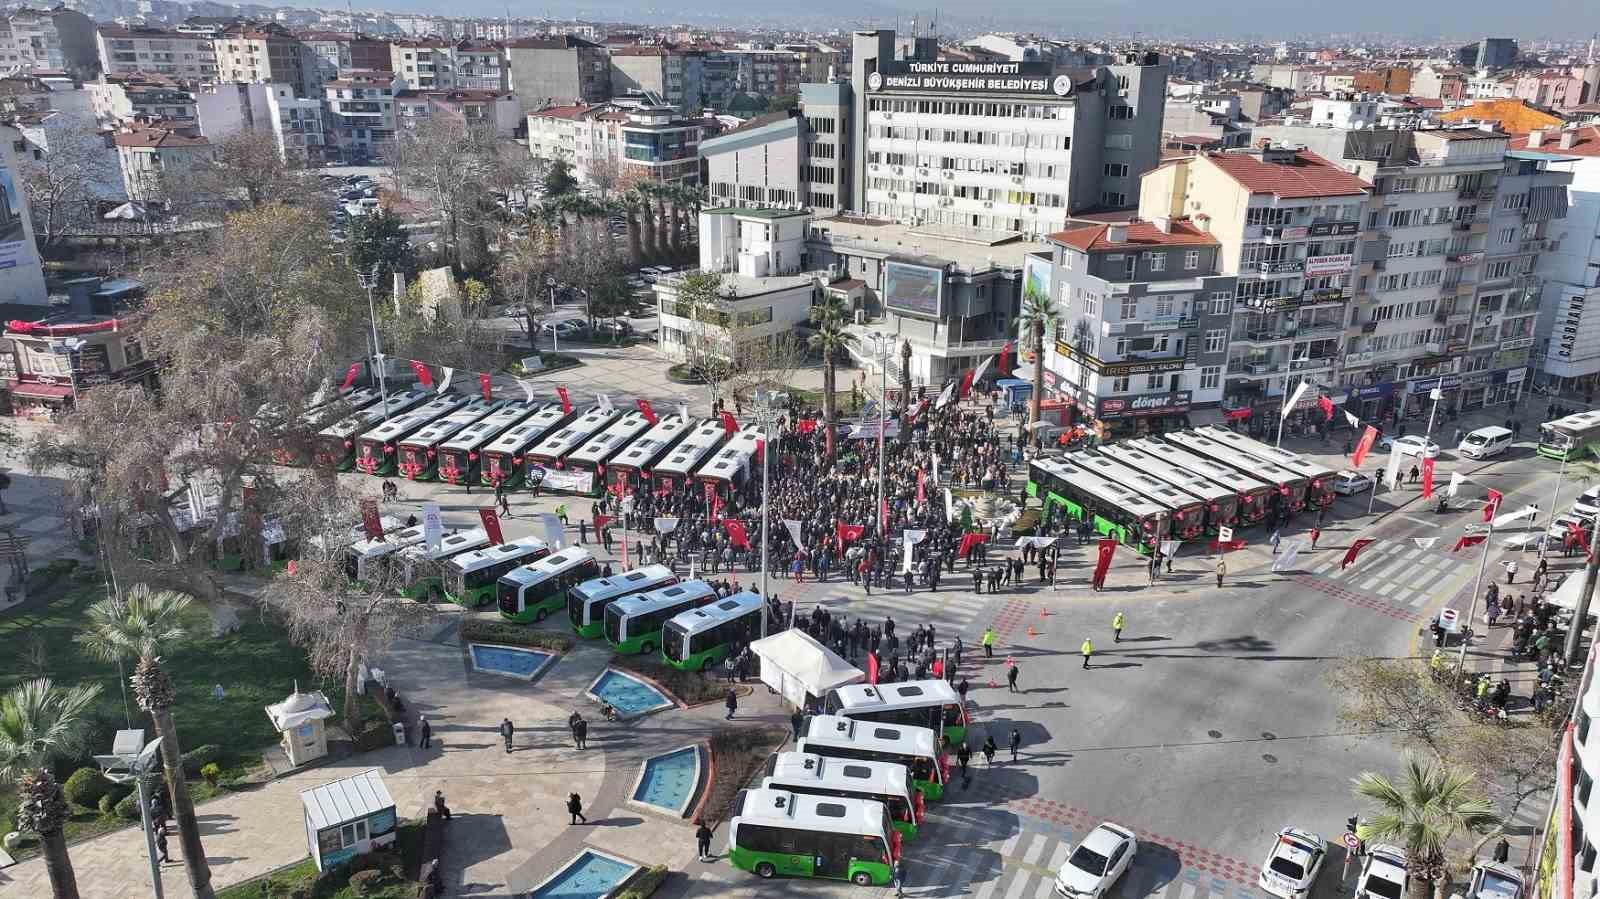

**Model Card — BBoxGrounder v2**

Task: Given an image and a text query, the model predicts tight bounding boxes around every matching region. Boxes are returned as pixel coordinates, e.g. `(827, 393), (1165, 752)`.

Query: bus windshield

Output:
(496, 579), (520, 614)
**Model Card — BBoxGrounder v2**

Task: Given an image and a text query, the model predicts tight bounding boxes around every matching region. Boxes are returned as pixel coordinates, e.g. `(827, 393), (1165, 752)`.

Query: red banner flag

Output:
(866, 651), (879, 685)
(1341, 537), (1375, 569)
(720, 410), (738, 435)
(1484, 488), (1503, 522)
(725, 519), (750, 549)
(957, 532), (990, 558)
(637, 398), (658, 425)
(1091, 538), (1117, 589)
(917, 468), (926, 504)
(1452, 533), (1487, 553)
(556, 386), (571, 414)
(836, 521), (865, 550)
(1568, 520), (1590, 556)
(1352, 425), (1378, 468)
(341, 362), (361, 391)
(359, 498), (382, 540)
(1421, 457), (1435, 499)
(478, 508), (504, 545)
(797, 419), (818, 434)
(998, 341), (1013, 375)
(410, 359), (433, 389)
(958, 367), (977, 399)
(1317, 395), (1334, 422)
(479, 372), (493, 402)
(594, 513), (612, 531)
(880, 499), (890, 531)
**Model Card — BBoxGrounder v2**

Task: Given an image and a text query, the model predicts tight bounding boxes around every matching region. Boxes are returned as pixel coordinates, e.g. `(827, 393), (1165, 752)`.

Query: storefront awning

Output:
(9, 382), (72, 400)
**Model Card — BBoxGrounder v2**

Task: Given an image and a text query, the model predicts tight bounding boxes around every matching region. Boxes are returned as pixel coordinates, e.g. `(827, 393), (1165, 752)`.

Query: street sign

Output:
(1343, 832), (1360, 851)
(1218, 526), (1234, 543)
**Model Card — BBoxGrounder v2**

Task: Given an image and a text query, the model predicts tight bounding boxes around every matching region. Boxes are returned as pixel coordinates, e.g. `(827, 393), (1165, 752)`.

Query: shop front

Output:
(1095, 391), (1192, 438)
(1344, 381), (1396, 426)
(1405, 373), (1463, 418)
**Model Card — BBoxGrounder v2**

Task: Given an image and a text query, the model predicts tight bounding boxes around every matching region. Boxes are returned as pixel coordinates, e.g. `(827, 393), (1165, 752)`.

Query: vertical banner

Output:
(341, 362), (361, 391)
(784, 519), (804, 548)
(917, 468), (926, 504)
(1271, 538), (1304, 572)
(654, 517), (679, 535)
(597, 393), (614, 414)
(677, 402), (689, 423)
(867, 651), (879, 685)
(1352, 425), (1378, 468)
(422, 502), (442, 552)
(1421, 457), (1435, 499)
(637, 398), (657, 424)
(1383, 444), (1404, 490)
(1282, 380), (1308, 419)
(998, 341), (1012, 376)
(1448, 471), (1465, 498)
(410, 360), (433, 388)
(556, 386), (572, 414)
(901, 529), (926, 574)
(516, 378), (536, 402)
(479, 508), (504, 545)
(437, 366), (454, 395)
(538, 512), (565, 549)
(359, 498), (383, 540)
(479, 372), (493, 402)
(1484, 488), (1503, 522)
(725, 519), (750, 549)
(935, 381), (955, 409)
(944, 487), (955, 522)
(1091, 538), (1117, 589)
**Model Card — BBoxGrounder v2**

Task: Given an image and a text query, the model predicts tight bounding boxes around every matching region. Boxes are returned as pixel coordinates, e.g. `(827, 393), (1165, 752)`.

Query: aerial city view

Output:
(1, 0), (1599, 898)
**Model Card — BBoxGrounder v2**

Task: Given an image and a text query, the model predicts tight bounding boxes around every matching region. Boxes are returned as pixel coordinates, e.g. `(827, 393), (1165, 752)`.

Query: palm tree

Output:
(807, 293), (858, 461)
(78, 585), (215, 899)
(1017, 285), (1058, 445)
(1353, 757), (1500, 899)
(634, 184), (659, 261)
(653, 186), (670, 261)
(0, 678), (103, 899)
(623, 195), (642, 266)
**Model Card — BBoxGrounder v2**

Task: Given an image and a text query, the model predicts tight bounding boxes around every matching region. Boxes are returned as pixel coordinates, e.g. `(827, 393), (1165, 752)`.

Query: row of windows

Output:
(868, 126), (1071, 152)
(867, 152), (1067, 179)
(1372, 298), (1438, 321)
(806, 165), (835, 186)
(868, 98), (1072, 119)
(1377, 269), (1443, 292)
(866, 179), (1066, 208)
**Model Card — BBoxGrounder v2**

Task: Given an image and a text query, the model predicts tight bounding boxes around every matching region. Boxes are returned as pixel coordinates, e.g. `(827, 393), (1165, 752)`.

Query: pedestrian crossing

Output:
(801, 583), (999, 647)
(1308, 541), (1476, 608)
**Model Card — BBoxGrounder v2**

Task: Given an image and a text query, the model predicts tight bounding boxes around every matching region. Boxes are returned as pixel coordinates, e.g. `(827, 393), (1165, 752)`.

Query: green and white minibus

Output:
(479, 403), (574, 487)
(566, 563), (678, 638)
(1538, 409), (1600, 461)
(396, 400), (502, 481)
(796, 714), (949, 801)
(603, 580), (718, 655)
(273, 387), (383, 466)
(605, 415), (694, 495)
(650, 419), (729, 494)
(727, 788), (899, 886)
(345, 525), (426, 585)
(524, 406), (622, 493)
(823, 679), (969, 746)
(436, 402), (539, 487)
(695, 425), (764, 498)
(442, 536), (551, 609)
(312, 389), (431, 470)
(394, 528), (490, 601)
(496, 546), (600, 623)
(762, 751), (923, 839)
(354, 393), (471, 476)
(661, 590), (763, 672)
(562, 410), (653, 497)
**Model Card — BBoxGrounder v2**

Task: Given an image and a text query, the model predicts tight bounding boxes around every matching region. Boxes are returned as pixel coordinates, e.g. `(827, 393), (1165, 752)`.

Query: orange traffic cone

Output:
(1027, 624), (1037, 638)
(988, 676), (997, 688)
(1040, 607), (1050, 618)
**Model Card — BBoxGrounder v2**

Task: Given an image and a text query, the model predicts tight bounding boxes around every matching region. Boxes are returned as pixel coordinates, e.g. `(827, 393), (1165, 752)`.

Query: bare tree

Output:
(186, 129), (309, 210)
(17, 122), (118, 251)
(388, 117), (498, 270)
(727, 332), (808, 406)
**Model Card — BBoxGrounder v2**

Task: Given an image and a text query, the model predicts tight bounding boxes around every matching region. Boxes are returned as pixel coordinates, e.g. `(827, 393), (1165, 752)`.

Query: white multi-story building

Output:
(389, 39), (507, 92)
(265, 83), (326, 166)
(2, 8), (96, 76)
(96, 25), (219, 79)
(1521, 125), (1600, 392)
(112, 123), (215, 202)
(323, 71), (399, 164)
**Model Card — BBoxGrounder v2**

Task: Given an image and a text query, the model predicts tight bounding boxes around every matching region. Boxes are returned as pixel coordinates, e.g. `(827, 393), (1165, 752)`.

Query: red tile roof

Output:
(1047, 219), (1218, 252)
(527, 103), (594, 120)
(1508, 125), (1600, 158)
(1204, 149), (1370, 198)
(113, 125), (208, 148)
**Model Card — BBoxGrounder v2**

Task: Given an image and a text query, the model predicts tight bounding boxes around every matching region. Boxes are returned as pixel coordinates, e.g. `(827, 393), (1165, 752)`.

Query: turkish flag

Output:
(867, 651), (879, 685)
(725, 519), (750, 549)
(1452, 533), (1487, 553)
(998, 341), (1013, 375)
(594, 513), (612, 531)
(958, 367), (977, 399)
(1352, 426), (1378, 468)
(1421, 457), (1435, 499)
(836, 521), (865, 550)
(479, 372), (493, 402)
(556, 386), (571, 414)
(1341, 538), (1375, 569)
(1317, 395), (1334, 422)
(359, 498), (383, 540)
(1568, 521), (1590, 556)
(957, 532), (990, 558)
(479, 508), (504, 545)
(797, 419), (817, 434)
(341, 362), (361, 391)
(917, 468), (926, 504)
(637, 399), (658, 424)
(410, 359), (433, 388)
(1091, 538), (1117, 589)
(720, 410), (738, 435)
(1484, 488), (1503, 522)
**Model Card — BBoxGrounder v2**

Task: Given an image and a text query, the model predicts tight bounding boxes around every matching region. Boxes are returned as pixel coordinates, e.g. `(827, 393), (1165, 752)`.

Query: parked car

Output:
(1258, 828), (1326, 899)
(1456, 861), (1524, 899)
(1054, 823), (1137, 899)
(540, 321), (582, 338)
(1379, 435), (1441, 458)
(1356, 845), (1407, 899)
(1332, 470), (1373, 496)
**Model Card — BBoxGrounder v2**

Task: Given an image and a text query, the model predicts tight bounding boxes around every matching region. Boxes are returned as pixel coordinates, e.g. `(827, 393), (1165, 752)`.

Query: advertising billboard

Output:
(1304, 254), (1354, 276)
(1096, 391), (1192, 420)
(884, 261), (945, 318)
(0, 162), (25, 270)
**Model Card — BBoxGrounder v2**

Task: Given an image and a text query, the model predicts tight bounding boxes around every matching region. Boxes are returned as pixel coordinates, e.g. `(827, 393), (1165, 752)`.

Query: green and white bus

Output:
(567, 563), (678, 638)
(605, 415), (695, 495)
(727, 788), (899, 886)
(345, 525), (427, 585)
(822, 679), (969, 746)
(762, 751), (924, 839)
(479, 403), (574, 487)
(396, 400), (502, 481)
(273, 387), (383, 466)
(496, 547), (600, 623)
(603, 580), (718, 655)
(1026, 457), (1166, 550)
(650, 419), (730, 494)
(1538, 409), (1600, 461)
(796, 714), (949, 801)
(436, 402), (540, 487)
(524, 406), (622, 493)
(442, 536), (551, 609)
(562, 410), (653, 497)
(661, 590), (763, 672)
(695, 425), (764, 498)
(354, 393), (472, 476)
(312, 389), (431, 470)
(394, 528), (490, 601)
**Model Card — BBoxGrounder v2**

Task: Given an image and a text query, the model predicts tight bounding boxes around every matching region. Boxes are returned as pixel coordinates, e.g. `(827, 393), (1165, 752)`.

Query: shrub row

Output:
(458, 618), (574, 652)
(617, 865), (670, 899)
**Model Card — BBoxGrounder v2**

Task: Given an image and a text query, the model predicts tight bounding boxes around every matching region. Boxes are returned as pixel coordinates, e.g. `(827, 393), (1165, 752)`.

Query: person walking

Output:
(498, 488), (512, 518)
(418, 714), (432, 749)
(981, 734), (997, 766)
(1506, 559), (1519, 585)
(1112, 611), (1125, 643)
(155, 827), (171, 864)
(790, 709), (804, 741)
(894, 857), (908, 898)
(725, 688), (738, 720)
(1009, 728), (1022, 762)
(499, 717), (514, 754)
(696, 820), (714, 862)
(567, 792), (587, 825)
(1215, 559), (1226, 588)
(956, 740), (971, 776)
(1271, 529), (1281, 555)
(1309, 528), (1320, 549)
(1080, 637), (1094, 670)
(957, 677), (970, 705)
(982, 626), (996, 659)
(1006, 662), (1020, 693)
(574, 717), (588, 750)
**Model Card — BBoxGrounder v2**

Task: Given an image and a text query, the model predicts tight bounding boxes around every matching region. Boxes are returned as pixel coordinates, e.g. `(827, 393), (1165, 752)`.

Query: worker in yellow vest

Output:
(981, 627), (997, 659)
(1080, 637), (1094, 670)
(1112, 612), (1126, 643)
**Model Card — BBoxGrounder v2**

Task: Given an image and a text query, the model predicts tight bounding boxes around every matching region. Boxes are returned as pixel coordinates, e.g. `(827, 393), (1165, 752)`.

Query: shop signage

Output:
(1499, 337), (1534, 351)
(1308, 221), (1360, 237)
(1506, 368), (1527, 385)
(1350, 382), (1394, 400)
(1054, 340), (1187, 377)
(1408, 374), (1463, 393)
(1266, 225), (1310, 240)
(1097, 391), (1192, 420)
(1304, 254), (1355, 276)
(869, 60), (1066, 96)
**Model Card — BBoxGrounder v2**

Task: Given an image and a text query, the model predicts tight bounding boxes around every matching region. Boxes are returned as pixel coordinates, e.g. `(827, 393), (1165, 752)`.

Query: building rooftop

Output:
(1508, 125), (1600, 158)
(1438, 99), (1564, 133)
(112, 124), (208, 148)
(1204, 148), (1371, 198)
(703, 206), (810, 220)
(1048, 219), (1218, 253)
(506, 35), (599, 50)
(527, 103), (594, 121)
(812, 215), (1054, 274)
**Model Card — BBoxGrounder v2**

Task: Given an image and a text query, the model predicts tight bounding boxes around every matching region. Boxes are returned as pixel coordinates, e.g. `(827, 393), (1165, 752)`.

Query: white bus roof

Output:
(317, 389), (431, 439)
(501, 546), (597, 585)
(1062, 452), (1206, 513)
(653, 420), (729, 478)
(446, 536), (550, 574)
(765, 751), (911, 799)
(1194, 426), (1337, 481)
(302, 386), (382, 425)
(1544, 410), (1600, 432)
(1031, 457), (1166, 518)
(567, 410), (653, 467)
(1160, 431), (1304, 487)
(483, 403), (572, 455)
(609, 416), (695, 472)
(399, 401), (501, 449)
(396, 528), (491, 562)
(1124, 438), (1271, 493)
(664, 590), (763, 634)
(357, 393), (472, 444)
(526, 406), (621, 461)
(609, 580), (717, 617)
(572, 564), (676, 602)
(799, 714), (939, 758)
(439, 402), (541, 453)
(1096, 443), (1235, 503)
(829, 679), (961, 713)
(349, 526), (426, 557)
(733, 787), (886, 835)
(695, 425), (764, 484)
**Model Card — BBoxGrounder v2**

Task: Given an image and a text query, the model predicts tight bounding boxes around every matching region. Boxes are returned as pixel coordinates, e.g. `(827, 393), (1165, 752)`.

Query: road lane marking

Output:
(1047, 844), (1071, 873)
(1000, 832), (1023, 858)
(1023, 834), (1049, 866)
(1005, 871), (1034, 899)
(1178, 881), (1198, 899)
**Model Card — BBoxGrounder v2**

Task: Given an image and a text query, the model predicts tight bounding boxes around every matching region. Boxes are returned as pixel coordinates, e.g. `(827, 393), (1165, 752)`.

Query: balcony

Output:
(1447, 252), (1482, 265)
(1241, 330), (1294, 345)
(1457, 185), (1496, 200)
(1295, 321), (1345, 338)
(1442, 282), (1476, 297)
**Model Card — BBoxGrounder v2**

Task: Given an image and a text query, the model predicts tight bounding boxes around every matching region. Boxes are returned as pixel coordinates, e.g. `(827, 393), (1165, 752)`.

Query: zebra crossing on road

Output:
(1308, 541), (1474, 607)
(807, 587), (998, 646)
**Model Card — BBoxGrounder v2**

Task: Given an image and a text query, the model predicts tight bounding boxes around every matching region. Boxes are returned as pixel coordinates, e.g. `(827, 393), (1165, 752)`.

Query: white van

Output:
(1458, 426), (1513, 460)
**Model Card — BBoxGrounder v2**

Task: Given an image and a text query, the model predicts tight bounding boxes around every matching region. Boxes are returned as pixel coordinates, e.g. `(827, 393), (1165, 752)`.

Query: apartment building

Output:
(396, 88), (520, 137)
(214, 23), (316, 97)
(323, 70), (400, 163)
(1139, 145), (1371, 419)
(616, 104), (707, 184)
(525, 102), (589, 173)
(1457, 37), (1519, 70)
(1521, 126), (1600, 392)
(87, 73), (198, 125)
(96, 25), (218, 79)
(1028, 218), (1238, 432)
(608, 46), (704, 113)
(2, 8), (96, 77)
(390, 39), (507, 92)
(1411, 65), (1469, 104)
(112, 122), (214, 202)
(264, 82), (325, 165)
(504, 35), (608, 114)
(701, 81), (849, 215)
(727, 47), (803, 97)
(299, 31), (392, 88)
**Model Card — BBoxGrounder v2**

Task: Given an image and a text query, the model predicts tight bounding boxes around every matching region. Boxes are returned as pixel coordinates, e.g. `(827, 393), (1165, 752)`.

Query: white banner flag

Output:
(935, 381), (956, 409)
(902, 539), (916, 574)
(1448, 471), (1466, 498)
(783, 519), (804, 549)
(538, 512), (565, 549)
(1384, 445), (1405, 489)
(944, 487), (955, 522)
(654, 516), (679, 535)
(422, 502), (442, 552)
(1282, 381), (1309, 419)
(437, 366), (454, 395)
(1160, 540), (1181, 558)
(597, 393), (613, 414)
(932, 454), (940, 485)
(903, 529), (927, 545)
(971, 354), (993, 387)
(1412, 537), (1439, 550)
(677, 402), (690, 423)
(1344, 410), (1360, 429)
(1271, 538), (1304, 572)
(516, 378), (536, 402)
(1493, 504), (1540, 528)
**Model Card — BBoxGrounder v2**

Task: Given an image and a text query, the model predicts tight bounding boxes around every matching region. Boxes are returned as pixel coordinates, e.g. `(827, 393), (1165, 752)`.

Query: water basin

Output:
(587, 668), (674, 717)
(528, 849), (639, 899)
(468, 643), (554, 681)
(631, 745), (702, 817)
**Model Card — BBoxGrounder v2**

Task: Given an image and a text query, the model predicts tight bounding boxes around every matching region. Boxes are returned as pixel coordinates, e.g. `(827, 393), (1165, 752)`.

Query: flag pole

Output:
(1456, 518), (1494, 675)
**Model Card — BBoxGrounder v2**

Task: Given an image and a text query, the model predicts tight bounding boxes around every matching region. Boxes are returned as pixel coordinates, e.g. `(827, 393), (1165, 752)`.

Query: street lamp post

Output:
(869, 333), (889, 541)
(753, 392), (780, 638)
(1456, 520), (1495, 675)
(355, 264), (389, 410)
(1539, 453), (1568, 562)
(95, 730), (164, 899)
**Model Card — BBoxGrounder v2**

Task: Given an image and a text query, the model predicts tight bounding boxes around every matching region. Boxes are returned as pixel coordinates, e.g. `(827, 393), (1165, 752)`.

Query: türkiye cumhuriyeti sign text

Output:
(868, 61), (1071, 96)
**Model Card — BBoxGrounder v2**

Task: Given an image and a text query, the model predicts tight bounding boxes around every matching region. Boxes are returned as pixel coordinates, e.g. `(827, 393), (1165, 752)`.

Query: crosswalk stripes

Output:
(1309, 540), (1475, 608)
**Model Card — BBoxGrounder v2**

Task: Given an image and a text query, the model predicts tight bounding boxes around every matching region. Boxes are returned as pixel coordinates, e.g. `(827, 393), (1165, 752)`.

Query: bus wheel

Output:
(640, 642), (653, 655)
(755, 862), (776, 879)
(701, 657), (714, 672)
(534, 609), (547, 623)
(851, 871), (873, 886)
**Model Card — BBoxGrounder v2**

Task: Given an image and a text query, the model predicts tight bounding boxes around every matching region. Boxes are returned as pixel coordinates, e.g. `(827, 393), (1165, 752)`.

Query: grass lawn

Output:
(216, 821), (424, 899)
(0, 569), (379, 857)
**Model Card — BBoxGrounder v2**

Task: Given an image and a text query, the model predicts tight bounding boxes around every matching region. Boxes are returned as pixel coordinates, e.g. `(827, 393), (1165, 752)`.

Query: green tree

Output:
(0, 678), (104, 899)
(808, 292), (859, 461)
(1017, 285), (1058, 441)
(348, 209), (418, 279)
(1353, 757), (1500, 899)
(542, 158), (577, 197)
(79, 585), (215, 899)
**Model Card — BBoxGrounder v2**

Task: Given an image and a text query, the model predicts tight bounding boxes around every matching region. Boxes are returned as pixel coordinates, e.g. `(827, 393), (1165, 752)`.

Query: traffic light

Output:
(1346, 815), (1358, 834)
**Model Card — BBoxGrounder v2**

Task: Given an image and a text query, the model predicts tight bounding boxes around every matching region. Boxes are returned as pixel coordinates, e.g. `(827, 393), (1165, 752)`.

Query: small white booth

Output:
(266, 687), (335, 768)
(301, 769), (398, 871)
(750, 629), (864, 709)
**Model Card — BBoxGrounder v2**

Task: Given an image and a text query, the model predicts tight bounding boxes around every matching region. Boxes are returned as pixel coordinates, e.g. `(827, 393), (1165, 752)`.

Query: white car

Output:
(1461, 861), (1525, 899)
(1333, 470), (1373, 496)
(1258, 828), (1326, 899)
(1357, 845), (1407, 899)
(1379, 435), (1441, 458)
(1054, 823), (1137, 899)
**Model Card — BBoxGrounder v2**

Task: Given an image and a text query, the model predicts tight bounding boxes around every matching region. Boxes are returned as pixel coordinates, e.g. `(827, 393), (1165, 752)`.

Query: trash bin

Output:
(392, 722), (406, 746)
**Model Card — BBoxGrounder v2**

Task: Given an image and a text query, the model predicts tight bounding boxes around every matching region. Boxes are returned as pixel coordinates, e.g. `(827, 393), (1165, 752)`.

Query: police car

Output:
(1257, 827), (1326, 899)
(1356, 844), (1408, 899)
